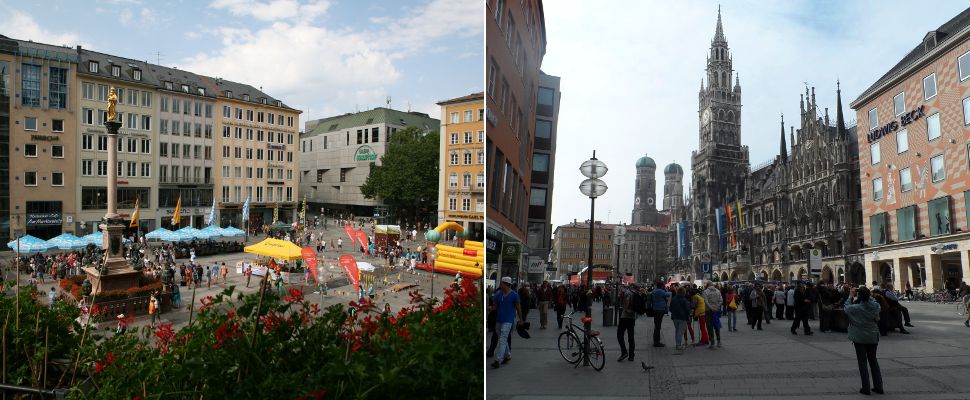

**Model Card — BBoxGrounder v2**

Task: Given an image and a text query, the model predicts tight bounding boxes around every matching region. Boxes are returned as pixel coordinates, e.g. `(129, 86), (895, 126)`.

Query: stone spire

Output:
(835, 80), (846, 139)
(714, 5), (726, 44)
(780, 114), (788, 163)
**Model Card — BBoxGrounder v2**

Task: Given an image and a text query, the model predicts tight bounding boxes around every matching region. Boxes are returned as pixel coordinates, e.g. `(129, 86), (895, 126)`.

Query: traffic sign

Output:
(702, 263), (710, 273)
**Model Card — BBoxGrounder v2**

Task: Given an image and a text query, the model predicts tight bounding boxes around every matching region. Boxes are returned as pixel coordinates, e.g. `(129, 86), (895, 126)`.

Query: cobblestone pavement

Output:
(486, 299), (970, 399)
(3, 224), (466, 333)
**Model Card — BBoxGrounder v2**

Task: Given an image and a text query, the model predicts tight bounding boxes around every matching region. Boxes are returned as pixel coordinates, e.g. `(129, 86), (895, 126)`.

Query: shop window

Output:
(928, 196), (951, 236)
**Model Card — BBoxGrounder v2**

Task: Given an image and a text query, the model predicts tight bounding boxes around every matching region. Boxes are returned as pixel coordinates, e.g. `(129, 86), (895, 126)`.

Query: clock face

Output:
(702, 110), (711, 124)
(635, 197), (641, 206)
(647, 197), (655, 206)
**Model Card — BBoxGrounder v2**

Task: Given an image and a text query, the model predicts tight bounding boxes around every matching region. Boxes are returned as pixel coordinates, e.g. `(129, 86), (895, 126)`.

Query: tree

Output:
(360, 127), (440, 222)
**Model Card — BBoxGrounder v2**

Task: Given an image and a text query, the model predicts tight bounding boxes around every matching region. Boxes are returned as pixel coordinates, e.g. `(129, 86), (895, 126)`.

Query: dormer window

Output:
(164, 81), (173, 90)
(276, 100), (282, 107)
(111, 65), (121, 77)
(88, 61), (99, 73)
(198, 87), (205, 96)
(242, 94), (250, 101)
(225, 91), (233, 98)
(181, 84), (189, 93)
(924, 31), (938, 52)
(133, 69), (142, 81)
(260, 97), (267, 104)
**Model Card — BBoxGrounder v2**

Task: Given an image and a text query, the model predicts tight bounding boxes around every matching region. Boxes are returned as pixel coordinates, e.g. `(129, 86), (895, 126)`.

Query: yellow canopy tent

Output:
(243, 238), (304, 260)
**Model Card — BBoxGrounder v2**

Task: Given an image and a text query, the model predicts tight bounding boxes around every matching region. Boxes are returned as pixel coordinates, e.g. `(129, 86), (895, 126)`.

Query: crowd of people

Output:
(488, 277), (932, 395)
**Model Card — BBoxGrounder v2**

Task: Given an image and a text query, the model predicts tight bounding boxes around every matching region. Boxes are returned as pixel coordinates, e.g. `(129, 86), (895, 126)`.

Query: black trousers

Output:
(775, 303), (785, 319)
(555, 304), (566, 329)
(617, 317), (635, 356)
(819, 308), (832, 331)
(791, 310), (811, 333)
(853, 342), (883, 392)
(652, 313), (665, 345)
(765, 303), (773, 322)
(785, 304), (795, 320)
(749, 307), (763, 329)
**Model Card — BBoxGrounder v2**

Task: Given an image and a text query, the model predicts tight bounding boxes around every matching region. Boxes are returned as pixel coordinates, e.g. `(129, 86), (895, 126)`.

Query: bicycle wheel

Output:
(588, 336), (606, 371)
(558, 330), (582, 364)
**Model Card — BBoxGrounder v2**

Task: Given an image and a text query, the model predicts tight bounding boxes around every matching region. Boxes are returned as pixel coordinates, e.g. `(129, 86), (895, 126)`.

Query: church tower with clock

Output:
(632, 154), (659, 225)
(688, 7), (750, 262)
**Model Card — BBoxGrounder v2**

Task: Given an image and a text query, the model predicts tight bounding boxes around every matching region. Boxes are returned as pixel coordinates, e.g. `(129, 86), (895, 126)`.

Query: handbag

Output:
(728, 297), (737, 310)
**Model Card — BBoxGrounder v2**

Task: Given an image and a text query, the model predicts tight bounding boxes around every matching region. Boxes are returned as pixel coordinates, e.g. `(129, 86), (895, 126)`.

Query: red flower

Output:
(199, 295), (214, 311)
(311, 389), (327, 399)
(94, 352), (116, 373)
(227, 308), (237, 320)
(213, 322), (242, 349)
(285, 287), (304, 303)
(310, 303), (320, 315)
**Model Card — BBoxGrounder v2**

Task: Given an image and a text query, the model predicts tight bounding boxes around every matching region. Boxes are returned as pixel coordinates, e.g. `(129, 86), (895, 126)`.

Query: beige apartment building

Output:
(75, 48), (157, 235)
(149, 65), (216, 229)
(437, 93), (485, 241)
(212, 81), (301, 231)
(1, 36), (78, 240)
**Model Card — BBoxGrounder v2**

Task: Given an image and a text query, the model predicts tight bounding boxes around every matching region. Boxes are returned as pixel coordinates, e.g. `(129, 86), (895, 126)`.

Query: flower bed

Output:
(59, 275), (163, 303)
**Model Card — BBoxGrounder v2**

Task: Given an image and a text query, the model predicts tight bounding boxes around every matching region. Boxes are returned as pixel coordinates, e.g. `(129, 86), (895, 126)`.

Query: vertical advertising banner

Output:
(303, 246), (319, 281)
(339, 254), (360, 296)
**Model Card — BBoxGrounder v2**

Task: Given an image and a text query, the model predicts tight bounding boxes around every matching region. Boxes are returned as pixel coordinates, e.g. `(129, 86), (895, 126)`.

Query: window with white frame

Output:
(464, 151), (472, 165)
(24, 117), (37, 131)
(81, 160), (92, 176)
(24, 143), (37, 157)
(896, 129), (908, 153)
(449, 173), (458, 188)
(927, 112), (941, 140)
(893, 92), (905, 116)
(960, 50), (970, 81)
(24, 171), (37, 186)
(450, 152), (458, 165)
(872, 177), (883, 201)
(462, 173), (471, 188)
(82, 135), (93, 150)
(924, 73), (937, 100)
(448, 197), (457, 211)
(477, 172), (484, 188)
(88, 61), (98, 73)
(464, 132), (473, 143)
(963, 97), (970, 125)
(931, 154), (946, 182)
(461, 198), (471, 211)
(450, 133), (459, 144)
(868, 108), (878, 130)
(51, 145), (63, 158)
(51, 172), (63, 186)
(450, 112), (459, 124)
(900, 167), (912, 192)
(463, 110), (473, 122)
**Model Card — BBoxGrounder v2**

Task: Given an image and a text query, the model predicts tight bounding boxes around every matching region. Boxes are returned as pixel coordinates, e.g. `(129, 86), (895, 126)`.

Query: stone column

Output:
(892, 257), (906, 292)
(105, 124), (119, 219)
(925, 254), (942, 291)
(961, 250), (970, 285)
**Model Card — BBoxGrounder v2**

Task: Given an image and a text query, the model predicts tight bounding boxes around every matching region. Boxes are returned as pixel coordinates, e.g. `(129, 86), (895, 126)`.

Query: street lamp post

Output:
(578, 151), (607, 367)
(612, 224), (626, 324)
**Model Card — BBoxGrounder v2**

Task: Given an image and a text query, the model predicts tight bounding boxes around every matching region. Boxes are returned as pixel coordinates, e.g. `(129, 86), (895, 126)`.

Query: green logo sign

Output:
(355, 145), (378, 162)
(502, 242), (520, 258)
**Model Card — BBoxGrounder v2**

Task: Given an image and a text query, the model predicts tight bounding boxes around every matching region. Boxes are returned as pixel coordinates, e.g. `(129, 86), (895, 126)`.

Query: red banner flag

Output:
(355, 229), (369, 250)
(726, 205), (737, 248)
(343, 225), (355, 247)
(339, 254), (360, 296)
(302, 246), (318, 281)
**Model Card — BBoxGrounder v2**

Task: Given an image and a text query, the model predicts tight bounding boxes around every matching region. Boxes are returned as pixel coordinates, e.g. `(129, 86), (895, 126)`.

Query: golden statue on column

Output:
(107, 87), (118, 122)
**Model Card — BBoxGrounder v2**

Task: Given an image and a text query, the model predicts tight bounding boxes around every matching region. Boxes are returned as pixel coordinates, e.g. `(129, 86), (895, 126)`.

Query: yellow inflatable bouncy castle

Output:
(417, 222), (484, 279)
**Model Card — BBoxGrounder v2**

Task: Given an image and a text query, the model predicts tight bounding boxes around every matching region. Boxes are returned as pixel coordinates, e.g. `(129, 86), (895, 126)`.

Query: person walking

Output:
(616, 284), (637, 361)
(691, 288), (709, 345)
(763, 285), (774, 325)
(651, 281), (671, 347)
(791, 284), (814, 335)
(554, 284), (567, 329)
(749, 284), (765, 330)
(724, 287), (738, 331)
(845, 286), (884, 395)
(221, 262), (229, 284)
(670, 287), (691, 351)
(774, 285), (787, 320)
(538, 281), (553, 330)
(490, 277), (523, 369)
(785, 284), (796, 320)
(518, 283), (533, 323)
(703, 282), (723, 348)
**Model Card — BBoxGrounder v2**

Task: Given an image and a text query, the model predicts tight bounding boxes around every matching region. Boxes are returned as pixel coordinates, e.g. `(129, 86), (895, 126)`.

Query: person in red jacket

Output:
(554, 285), (567, 329)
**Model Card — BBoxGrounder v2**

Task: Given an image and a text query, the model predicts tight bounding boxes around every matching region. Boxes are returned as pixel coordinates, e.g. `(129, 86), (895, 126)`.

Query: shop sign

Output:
(445, 212), (484, 221)
(30, 134), (59, 141)
(931, 243), (958, 253)
(527, 257), (545, 274)
(867, 105), (925, 143)
(26, 212), (62, 226)
(268, 144), (284, 150)
(486, 238), (501, 254)
(502, 242), (521, 259)
(355, 145), (378, 162)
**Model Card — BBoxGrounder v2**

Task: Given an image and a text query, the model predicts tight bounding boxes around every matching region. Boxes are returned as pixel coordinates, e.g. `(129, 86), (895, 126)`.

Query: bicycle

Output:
(557, 315), (605, 371)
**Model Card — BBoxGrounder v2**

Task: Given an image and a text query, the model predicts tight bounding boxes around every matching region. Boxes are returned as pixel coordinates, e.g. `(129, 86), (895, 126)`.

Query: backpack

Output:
(643, 291), (655, 317)
(630, 291), (648, 315)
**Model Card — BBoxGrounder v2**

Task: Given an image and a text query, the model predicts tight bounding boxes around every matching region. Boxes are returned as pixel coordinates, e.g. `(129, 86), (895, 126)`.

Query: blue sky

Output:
(0, 0), (482, 123)
(543, 0), (970, 227)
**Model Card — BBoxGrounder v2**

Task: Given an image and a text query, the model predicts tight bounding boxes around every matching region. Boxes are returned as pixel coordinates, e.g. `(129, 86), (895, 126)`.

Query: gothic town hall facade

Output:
(672, 10), (865, 284)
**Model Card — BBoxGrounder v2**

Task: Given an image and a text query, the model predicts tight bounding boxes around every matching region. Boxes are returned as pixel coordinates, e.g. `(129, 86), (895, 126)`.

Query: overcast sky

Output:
(543, 0), (970, 228)
(0, 0), (481, 123)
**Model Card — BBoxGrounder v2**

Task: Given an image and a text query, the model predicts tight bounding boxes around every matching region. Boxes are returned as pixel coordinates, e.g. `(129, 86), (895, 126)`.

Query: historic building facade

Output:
(672, 10), (864, 284)
(851, 6), (970, 292)
(437, 93), (485, 241)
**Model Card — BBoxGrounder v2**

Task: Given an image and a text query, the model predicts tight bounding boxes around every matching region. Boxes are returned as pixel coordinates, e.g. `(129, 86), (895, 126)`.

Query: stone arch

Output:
(771, 269), (783, 281)
(748, 271), (757, 280)
(721, 272), (729, 282)
(797, 267), (807, 280)
(822, 265), (834, 284)
(837, 267), (845, 284)
(848, 262), (865, 285)
(789, 271), (796, 281)
(727, 110), (735, 122)
(730, 271), (741, 281)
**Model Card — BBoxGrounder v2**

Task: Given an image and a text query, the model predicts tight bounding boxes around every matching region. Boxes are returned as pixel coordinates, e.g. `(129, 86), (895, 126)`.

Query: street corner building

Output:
(486, 0), (560, 285)
(668, 8), (865, 285)
(0, 34), (302, 242)
(437, 92), (486, 242)
(850, 6), (970, 292)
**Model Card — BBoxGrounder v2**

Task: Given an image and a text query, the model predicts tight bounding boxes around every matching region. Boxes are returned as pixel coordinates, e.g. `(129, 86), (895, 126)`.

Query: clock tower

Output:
(688, 7), (750, 263)
(632, 154), (658, 225)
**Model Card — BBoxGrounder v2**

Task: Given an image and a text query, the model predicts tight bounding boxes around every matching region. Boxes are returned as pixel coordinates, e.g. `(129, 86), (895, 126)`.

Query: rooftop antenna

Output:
(407, 102), (411, 112)
(386, 96), (391, 109)
(155, 51), (165, 65)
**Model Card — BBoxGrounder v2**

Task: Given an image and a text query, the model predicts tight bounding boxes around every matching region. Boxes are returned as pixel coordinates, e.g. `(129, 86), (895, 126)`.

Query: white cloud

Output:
(543, 0), (970, 227)
(186, 0), (480, 126)
(120, 8), (134, 26)
(209, 0), (331, 22)
(0, 10), (87, 47)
